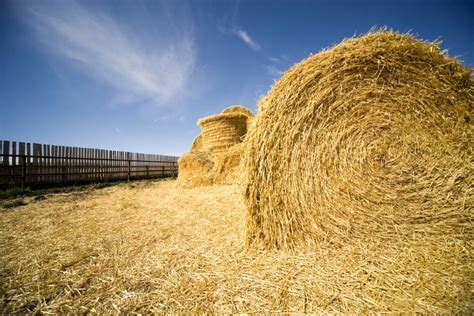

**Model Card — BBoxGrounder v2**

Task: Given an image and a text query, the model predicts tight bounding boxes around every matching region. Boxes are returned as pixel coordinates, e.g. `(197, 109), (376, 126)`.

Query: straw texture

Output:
(1, 180), (472, 313)
(222, 105), (254, 117)
(177, 151), (214, 187)
(198, 113), (249, 155)
(190, 134), (203, 151)
(178, 105), (253, 187)
(242, 30), (473, 250)
(214, 143), (245, 184)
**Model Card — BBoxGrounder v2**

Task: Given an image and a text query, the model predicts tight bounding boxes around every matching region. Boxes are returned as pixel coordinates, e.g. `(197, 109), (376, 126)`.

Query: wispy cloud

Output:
(269, 57), (281, 63)
(264, 64), (284, 77)
(153, 113), (186, 122)
(21, 1), (196, 107)
(232, 27), (260, 51)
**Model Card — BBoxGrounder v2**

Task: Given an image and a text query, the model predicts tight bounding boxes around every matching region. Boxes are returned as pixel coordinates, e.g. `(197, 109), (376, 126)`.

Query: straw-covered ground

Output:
(1, 180), (472, 313)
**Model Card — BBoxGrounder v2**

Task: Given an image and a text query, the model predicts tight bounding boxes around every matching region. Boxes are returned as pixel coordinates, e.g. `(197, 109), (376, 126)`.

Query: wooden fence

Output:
(0, 140), (179, 188)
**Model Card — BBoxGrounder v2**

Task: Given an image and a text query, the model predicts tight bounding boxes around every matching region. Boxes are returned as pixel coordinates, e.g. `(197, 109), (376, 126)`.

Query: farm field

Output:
(2, 0), (472, 313)
(1, 179), (470, 313)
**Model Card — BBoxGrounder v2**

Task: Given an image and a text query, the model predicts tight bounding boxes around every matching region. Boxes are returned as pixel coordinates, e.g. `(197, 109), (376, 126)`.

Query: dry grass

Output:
(1, 180), (471, 313)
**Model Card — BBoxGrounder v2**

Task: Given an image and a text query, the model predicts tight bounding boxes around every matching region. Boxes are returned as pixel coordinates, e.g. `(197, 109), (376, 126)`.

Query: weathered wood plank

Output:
(3, 140), (10, 166)
(72, 147), (76, 182)
(12, 141), (17, 166)
(80, 148), (84, 181)
(95, 149), (99, 181)
(32, 143), (39, 182)
(19, 143), (25, 156)
(51, 145), (56, 183)
(38, 144), (43, 183)
(26, 143), (31, 166)
(87, 148), (91, 182)
(0, 141), (3, 167)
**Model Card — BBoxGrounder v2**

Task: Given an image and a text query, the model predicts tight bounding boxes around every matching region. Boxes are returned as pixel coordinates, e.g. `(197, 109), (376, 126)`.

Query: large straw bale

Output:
(222, 105), (255, 131)
(243, 31), (473, 250)
(178, 105), (253, 187)
(198, 113), (249, 155)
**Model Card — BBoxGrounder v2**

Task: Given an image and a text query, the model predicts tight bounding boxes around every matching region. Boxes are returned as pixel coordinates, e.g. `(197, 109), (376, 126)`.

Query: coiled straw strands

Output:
(243, 30), (473, 249)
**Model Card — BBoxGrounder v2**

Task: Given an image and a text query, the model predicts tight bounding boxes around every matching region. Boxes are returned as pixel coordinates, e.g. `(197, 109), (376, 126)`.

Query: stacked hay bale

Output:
(178, 105), (253, 187)
(222, 105), (255, 130)
(198, 112), (249, 155)
(242, 31), (472, 309)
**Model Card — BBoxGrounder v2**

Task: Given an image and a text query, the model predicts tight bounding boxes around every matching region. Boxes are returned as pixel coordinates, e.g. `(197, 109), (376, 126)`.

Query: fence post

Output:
(162, 165), (165, 178)
(127, 160), (131, 181)
(21, 155), (26, 189)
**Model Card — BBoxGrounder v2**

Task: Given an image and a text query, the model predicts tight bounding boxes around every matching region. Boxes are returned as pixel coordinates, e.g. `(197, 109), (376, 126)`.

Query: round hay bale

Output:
(222, 105), (254, 117)
(198, 113), (249, 155)
(243, 31), (473, 249)
(177, 150), (215, 187)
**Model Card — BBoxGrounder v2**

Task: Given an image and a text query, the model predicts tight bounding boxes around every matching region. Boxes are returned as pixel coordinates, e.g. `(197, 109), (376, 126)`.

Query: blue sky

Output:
(1, 0), (473, 156)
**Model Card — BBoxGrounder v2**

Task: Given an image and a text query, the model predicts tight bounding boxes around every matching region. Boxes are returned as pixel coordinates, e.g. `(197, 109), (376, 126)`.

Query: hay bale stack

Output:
(198, 112), (249, 155)
(242, 31), (473, 249)
(178, 105), (253, 187)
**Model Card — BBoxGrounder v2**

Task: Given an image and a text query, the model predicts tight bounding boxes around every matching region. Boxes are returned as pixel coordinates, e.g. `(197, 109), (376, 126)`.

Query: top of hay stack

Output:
(197, 105), (254, 155)
(198, 105), (253, 126)
(178, 104), (254, 187)
(222, 105), (254, 117)
(197, 112), (249, 126)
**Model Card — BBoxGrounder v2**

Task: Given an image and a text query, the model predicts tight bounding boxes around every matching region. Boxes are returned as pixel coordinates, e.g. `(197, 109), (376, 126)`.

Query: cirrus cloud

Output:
(232, 26), (260, 51)
(19, 0), (196, 107)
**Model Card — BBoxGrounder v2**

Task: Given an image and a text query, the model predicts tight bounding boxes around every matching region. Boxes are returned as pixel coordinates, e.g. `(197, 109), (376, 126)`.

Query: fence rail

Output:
(0, 140), (179, 188)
